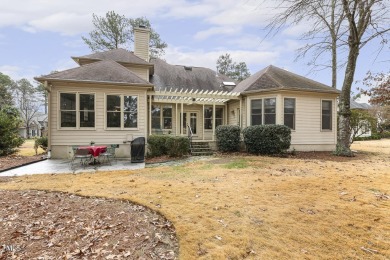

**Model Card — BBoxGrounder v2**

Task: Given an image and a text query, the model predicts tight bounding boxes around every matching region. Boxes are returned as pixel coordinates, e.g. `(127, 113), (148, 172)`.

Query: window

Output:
(251, 100), (262, 125)
(106, 95), (138, 128)
(264, 98), (276, 124)
(204, 107), (223, 129)
(80, 94), (95, 127)
(284, 98), (295, 130)
(251, 98), (276, 125)
(322, 100), (332, 130)
(60, 92), (95, 128)
(151, 104), (172, 129)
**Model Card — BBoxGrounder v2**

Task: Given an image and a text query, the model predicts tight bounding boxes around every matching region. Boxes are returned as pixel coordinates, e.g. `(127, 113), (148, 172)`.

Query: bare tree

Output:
(265, 0), (390, 156)
(13, 79), (42, 139)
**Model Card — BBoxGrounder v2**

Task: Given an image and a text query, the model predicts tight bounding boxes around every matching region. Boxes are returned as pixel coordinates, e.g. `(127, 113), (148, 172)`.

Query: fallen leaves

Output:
(0, 190), (178, 259)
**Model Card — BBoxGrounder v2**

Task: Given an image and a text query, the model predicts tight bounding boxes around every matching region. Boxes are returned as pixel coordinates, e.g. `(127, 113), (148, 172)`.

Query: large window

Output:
(204, 107), (223, 129)
(151, 104), (172, 129)
(264, 98), (276, 124)
(251, 100), (262, 125)
(251, 98), (276, 125)
(284, 98), (295, 130)
(60, 93), (95, 128)
(106, 95), (138, 129)
(322, 100), (332, 130)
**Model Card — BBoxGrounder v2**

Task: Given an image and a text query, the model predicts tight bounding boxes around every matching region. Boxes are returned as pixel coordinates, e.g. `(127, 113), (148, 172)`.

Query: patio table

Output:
(78, 145), (107, 164)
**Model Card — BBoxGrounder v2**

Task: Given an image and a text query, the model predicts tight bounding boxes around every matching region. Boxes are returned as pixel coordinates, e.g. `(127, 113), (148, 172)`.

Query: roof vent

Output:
(184, 66), (192, 71)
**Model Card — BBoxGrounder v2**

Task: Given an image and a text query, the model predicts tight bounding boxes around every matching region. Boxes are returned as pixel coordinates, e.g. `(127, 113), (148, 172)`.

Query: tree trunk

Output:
(336, 44), (359, 156)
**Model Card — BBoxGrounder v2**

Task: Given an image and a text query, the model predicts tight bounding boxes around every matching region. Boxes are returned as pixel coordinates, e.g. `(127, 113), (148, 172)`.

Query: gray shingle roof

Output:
(233, 65), (340, 94)
(150, 58), (236, 92)
(36, 60), (152, 86)
(72, 48), (152, 66)
(351, 100), (371, 109)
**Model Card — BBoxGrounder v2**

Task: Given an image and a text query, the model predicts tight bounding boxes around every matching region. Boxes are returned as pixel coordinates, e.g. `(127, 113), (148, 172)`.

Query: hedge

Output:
(147, 135), (190, 157)
(242, 125), (291, 154)
(215, 125), (241, 152)
(34, 136), (48, 155)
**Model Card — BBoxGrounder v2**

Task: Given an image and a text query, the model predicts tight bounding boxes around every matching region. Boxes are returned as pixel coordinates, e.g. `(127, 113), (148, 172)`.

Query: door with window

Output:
(181, 112), (197, 135)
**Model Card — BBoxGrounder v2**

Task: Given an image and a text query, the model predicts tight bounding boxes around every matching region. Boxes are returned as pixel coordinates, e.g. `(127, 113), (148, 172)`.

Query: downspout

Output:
(212, 101), (216, 141)
(44, 81), (52, 155)
(149, 94), (152, 136)
(202, 104), (205, 141)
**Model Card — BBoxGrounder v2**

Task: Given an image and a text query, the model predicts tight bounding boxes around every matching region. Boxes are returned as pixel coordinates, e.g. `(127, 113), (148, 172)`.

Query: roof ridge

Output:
(265, 66), (286, 88)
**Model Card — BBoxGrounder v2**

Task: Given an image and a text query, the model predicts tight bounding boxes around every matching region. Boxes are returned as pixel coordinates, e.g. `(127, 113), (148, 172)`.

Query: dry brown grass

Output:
(17, 139), (44, 156)
(1, 140), (389, 259)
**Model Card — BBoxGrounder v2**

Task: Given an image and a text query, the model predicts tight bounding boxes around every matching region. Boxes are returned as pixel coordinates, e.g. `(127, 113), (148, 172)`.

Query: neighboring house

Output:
(19, 113), (48, 138)
(35, 27), (340, 159)
(350, 100), (372, 138)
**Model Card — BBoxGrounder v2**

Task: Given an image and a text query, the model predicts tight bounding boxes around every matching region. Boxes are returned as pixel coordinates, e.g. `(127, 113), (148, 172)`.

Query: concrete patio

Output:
(0, 159), (145, 176)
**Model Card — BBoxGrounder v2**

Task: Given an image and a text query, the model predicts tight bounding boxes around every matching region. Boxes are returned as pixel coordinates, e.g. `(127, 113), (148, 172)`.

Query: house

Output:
(35, 27), (340, 159)
(350, 99), (372, 138)
(18, 113), (48, 138)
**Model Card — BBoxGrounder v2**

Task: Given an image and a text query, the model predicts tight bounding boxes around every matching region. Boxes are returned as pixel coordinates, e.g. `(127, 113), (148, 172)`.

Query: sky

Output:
(1, 0), (389, 103)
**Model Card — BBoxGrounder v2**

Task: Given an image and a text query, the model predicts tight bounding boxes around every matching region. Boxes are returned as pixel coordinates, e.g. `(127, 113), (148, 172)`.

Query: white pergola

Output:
(147, 88), (241, 140)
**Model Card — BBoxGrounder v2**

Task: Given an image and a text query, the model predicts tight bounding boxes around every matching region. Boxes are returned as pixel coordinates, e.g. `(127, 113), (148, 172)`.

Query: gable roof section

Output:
(234, 65), (340, 94)
(36, 60), (152, 86)
(351, 100), (371, 109)
(72, 48), (152, 66)
(150, 58), (236, 92)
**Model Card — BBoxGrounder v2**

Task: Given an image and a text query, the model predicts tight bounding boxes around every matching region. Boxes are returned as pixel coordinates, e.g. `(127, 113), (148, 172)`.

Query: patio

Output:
(0, 159), (145, 176)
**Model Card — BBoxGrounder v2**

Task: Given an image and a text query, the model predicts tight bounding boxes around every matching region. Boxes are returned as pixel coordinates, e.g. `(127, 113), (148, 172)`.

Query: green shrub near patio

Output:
(0, 106), (24, 156)
(242, 125), (291, 154)
(148, 135), (189, 157)
(215, 125), (241, 152)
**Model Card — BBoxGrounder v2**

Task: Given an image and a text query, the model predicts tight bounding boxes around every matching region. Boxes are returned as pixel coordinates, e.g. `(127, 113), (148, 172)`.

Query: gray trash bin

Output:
(131, 137), (145, 163)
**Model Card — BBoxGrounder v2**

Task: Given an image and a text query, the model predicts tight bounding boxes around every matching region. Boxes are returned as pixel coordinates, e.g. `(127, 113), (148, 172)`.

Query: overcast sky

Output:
(0, 0), (388, 100)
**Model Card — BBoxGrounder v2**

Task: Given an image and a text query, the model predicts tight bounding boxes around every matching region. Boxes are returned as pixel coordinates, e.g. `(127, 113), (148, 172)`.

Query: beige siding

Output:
(227, 101), (240, 126)
(50, 82), (148, 158)
(124, 65), (149, 82)
(134, 28), (150, 62)
(243, 91), (338, 149)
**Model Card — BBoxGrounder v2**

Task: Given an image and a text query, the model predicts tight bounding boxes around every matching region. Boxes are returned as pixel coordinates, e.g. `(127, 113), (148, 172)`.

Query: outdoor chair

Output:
(99, 144), (118, 165)
(70, 148), (92, 170)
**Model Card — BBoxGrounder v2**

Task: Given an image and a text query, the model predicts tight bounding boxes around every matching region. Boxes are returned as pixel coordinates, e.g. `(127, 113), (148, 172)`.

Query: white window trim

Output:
(283, 97), (296, 131)
(321, 99), (333, 131)
(58, 91), (96, 130)
(204, 106), (224, 131)
(151, 103), (173, 130)
(104, 93), (139, 130)
(248, 96), (277, 125)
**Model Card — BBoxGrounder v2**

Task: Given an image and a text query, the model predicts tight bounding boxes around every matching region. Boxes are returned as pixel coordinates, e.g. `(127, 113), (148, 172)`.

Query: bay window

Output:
(284, 98), (295, 130)
(251, 98), (276, 125)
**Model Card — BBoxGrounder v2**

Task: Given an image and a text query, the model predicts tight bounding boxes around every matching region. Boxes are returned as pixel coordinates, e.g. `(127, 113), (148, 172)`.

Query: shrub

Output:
(215, 125), (241, 152)
(34, 136), (48, 155)
(353, 133), (381, 141)
(0, 106), (24, 156)
(380, 131), (390, 139)
(147, 135), (190, 157)
(147, 135), (170, 157)
(242, 125), (291, 155)
(165, 136), (190, 157)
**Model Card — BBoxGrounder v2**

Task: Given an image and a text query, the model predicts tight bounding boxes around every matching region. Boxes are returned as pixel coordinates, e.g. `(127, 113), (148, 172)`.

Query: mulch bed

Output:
(0, 190), (179, 259)
(0, 155), (44, 172)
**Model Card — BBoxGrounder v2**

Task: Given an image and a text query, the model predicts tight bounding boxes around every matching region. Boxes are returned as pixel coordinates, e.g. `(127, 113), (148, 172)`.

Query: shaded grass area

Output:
(1, 140), (390, 259)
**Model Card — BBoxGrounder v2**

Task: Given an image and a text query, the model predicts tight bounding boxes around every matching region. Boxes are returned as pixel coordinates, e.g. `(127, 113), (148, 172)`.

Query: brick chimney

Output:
(134, 26), (150, 62)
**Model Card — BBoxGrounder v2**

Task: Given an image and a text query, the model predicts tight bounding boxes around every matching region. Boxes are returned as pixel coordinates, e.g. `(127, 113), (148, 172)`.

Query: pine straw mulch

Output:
(0, 190), (179, 259)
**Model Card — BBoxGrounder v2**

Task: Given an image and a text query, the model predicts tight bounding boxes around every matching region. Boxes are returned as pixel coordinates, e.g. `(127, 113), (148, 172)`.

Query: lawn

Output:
(17, 139), (45, 156)
(1, 140), (389, 259)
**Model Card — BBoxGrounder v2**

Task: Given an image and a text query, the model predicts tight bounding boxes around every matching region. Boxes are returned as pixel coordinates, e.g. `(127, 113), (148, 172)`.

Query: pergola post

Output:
(175, 103), (178, 136)
(180, 99), (183, 136)
(149, 95), (152, 136)
(202, 104), (205, 141)
(212, 101), (216, 141)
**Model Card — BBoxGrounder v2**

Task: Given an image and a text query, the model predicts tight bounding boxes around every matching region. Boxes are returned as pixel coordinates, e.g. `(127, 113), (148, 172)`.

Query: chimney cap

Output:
(138, 25), (147, 29)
